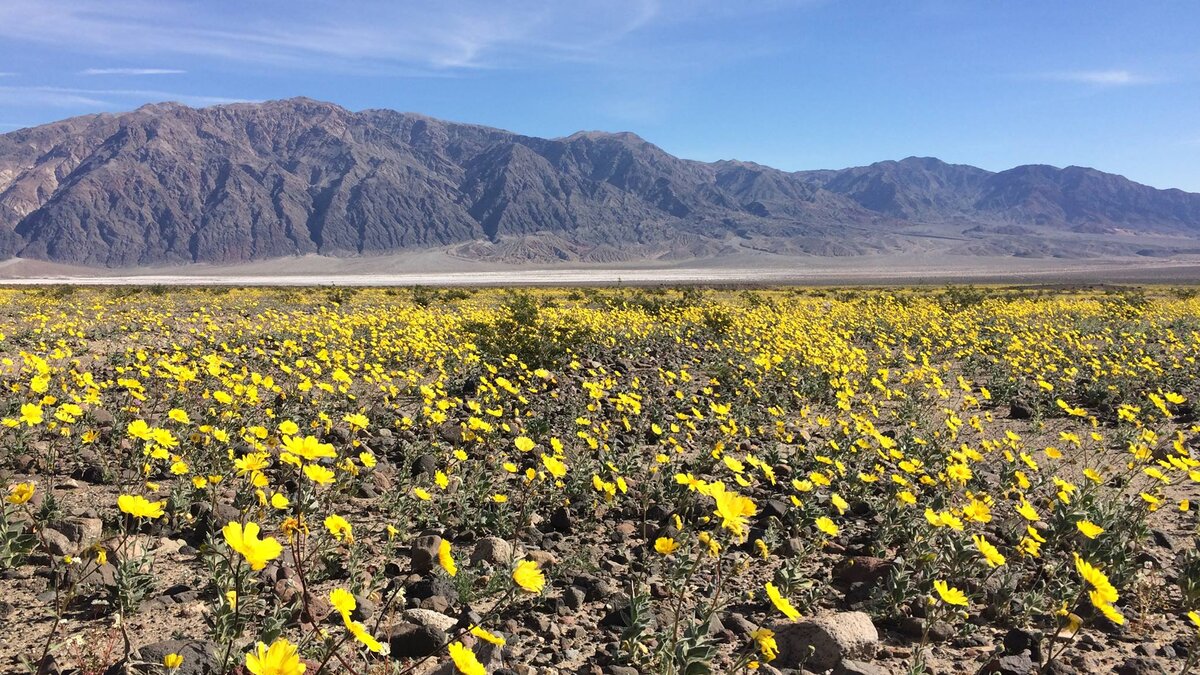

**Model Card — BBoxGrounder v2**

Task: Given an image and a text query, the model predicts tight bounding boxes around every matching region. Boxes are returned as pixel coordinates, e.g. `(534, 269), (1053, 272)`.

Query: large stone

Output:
(470, 537), (514, 566)
(983, 653), (1036, 675)
(413, 454), (439, 477)
(103, 535), (150, 563)
(408, 576), (457, 602)
(420, 594), (452, 613)
(58, 518), (104, 547)
(41, 528), (75, 556)
(832, 556), (894, 585)
(90, 407), (116, 426)
(122, 639), (219, 675)
(188, 502), (240, 540)
(1003, 628), (1043, 662)
(773, 611), (879, 671)
(549, 506), (574, 533)
(301, 591), (332, 625)
(403, 608), (458, 632)
(351, 592), (376, 621)
(1114, 656), (1162, 675)
(723, 612), (760, 637)
(834, 660), (894, 675)
(525, 550), (557, 567)
(1009, 399), (1034, 419)
(410, 534), (442, 573)
(386, 622), (448, 658)
(64, 559), (117, 591)
(898, 616), (954, 642)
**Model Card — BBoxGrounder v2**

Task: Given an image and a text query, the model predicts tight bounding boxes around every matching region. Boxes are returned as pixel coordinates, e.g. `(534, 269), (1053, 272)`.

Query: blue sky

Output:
(1, 1), (1197, 190)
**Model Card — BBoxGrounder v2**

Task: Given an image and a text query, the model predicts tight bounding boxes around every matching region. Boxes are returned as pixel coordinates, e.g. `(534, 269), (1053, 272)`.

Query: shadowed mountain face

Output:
(1, 98), (1198, 267)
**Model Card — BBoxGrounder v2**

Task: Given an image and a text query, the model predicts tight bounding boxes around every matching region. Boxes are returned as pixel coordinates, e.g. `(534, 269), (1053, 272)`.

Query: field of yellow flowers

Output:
(1, 284), (1198, 675)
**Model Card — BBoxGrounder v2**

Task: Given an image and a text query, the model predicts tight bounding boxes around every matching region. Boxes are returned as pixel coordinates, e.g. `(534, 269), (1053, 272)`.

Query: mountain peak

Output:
(562, 129), (649, 144)
(0, 99), (1197, 267)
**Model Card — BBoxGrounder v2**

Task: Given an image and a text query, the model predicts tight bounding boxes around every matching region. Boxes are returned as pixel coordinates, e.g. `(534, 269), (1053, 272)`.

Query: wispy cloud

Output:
(0, 87), (109, 107)
(1029, 69), (1162, 87)
(0, 0), (664, 73)
(0, 85), (251, 108)
(80, 68), (186, 76)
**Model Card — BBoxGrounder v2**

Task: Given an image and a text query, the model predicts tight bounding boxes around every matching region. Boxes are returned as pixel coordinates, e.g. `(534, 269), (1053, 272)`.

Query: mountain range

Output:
(1, 97), (1198, 267)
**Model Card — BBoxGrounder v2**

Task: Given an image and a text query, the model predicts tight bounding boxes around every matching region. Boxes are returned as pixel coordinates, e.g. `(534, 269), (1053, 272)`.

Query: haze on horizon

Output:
(0, 0), (1197, 191)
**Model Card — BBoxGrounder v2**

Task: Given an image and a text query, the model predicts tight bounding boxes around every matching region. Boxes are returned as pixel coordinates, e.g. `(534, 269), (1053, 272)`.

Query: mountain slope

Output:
(0, 98), (1198, 267)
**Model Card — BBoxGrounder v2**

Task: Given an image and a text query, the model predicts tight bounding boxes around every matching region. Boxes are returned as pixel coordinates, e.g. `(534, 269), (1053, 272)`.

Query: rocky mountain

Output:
(0, 98), (1198, 267)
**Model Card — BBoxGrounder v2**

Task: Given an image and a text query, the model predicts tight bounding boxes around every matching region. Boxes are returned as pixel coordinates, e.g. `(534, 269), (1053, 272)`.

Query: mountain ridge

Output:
(1, 97), (1198, 267)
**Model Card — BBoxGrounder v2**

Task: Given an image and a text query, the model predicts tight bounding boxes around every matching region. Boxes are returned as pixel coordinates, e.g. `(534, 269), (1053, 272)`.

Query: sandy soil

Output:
(2, 251), (1200, 286)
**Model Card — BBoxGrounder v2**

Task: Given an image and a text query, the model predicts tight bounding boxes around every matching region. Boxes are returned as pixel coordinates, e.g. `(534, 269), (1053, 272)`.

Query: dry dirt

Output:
(2, 251), (1200, 286)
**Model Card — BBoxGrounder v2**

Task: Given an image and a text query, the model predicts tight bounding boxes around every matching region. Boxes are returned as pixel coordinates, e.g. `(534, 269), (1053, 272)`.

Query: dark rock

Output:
(352, 593), (376, 621)
(408, 577), (457, 602)
(833, 660), (891, 675)
(832, 556), (893, 585)
(437, 423), (464, 445)
(162, 583), (192, 597)
(723, 612), (759, 637)
(953, 633), (989, 648)
(1150, 529), (1172, 550)
(386, 622), (448, 658)
(412, 454), (439, 477)
(1003, 627), (1043, 662)
(74, 459), (107, 484)
(301, 591), (332, 624)
(761, 499), (789, 520)
(601, 602), (656, 631)
(188, 502), (239, 540)
(781, 537), (806, 557)
(1114, 656), (1162, 675)
(898, 616), (953, 642)
(67, 559), (117, 586)
(41, 528), (75, 556)
(410, 534), (442, 573)
(1168, 638), (1189, 657)
(549, 506), (574, 533)
(987, 652), (1035, 675)
(420, 594), (452, 613)
(572, 574), (615, 602)
(525, 614), (553, 633)
(457, 606), (484, 629)
(563, 586), (587, 610)
(120, 639), (218, 675)
(1010, 399), (1034, 419)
